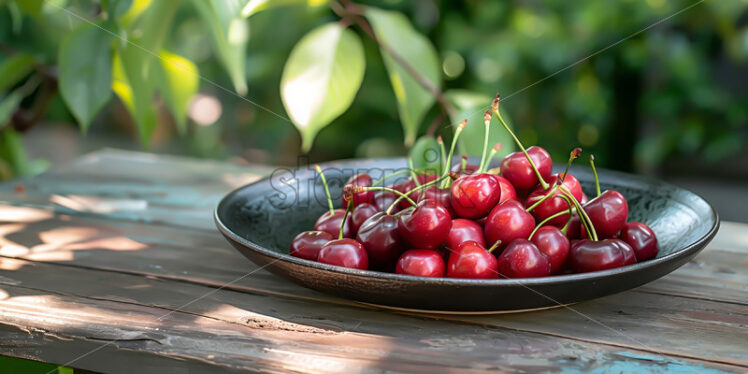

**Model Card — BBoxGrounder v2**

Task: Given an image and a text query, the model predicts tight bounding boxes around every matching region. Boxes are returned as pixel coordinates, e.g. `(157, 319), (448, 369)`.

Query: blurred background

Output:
(0, 0), (746, 221)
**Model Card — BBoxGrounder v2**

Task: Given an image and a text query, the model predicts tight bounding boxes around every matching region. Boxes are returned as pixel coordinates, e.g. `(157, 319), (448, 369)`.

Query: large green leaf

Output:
(191, 0), (248, 95)
(107, 0), (133, 19)
(156, 50), (199, 134)
(0, 54), (35, 93)
(444, 90), (514, 161)
(241, 0), (327, 18)
(58, 23), (114, 133)
(112, 49), (157, 147)
(410, 136), (441, 173)
(281, 23), (365, 152)
(365, 7), (441, 146)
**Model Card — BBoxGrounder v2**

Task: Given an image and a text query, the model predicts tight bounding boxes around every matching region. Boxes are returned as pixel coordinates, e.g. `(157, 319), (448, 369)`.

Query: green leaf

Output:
(365, 7), (441, 146)
(241, 0), (327, 18)
(410, 136), (441, 173)
(118, 0), (153, 27)
(0, 91), (23, 126)
(0, 54), (35, 93)
(112, 49), (157, 147)
(58, 23), (114, 132)
(156, 50), (199, 134)
(444, 89), (514, 161)
(15, 0), (43, 16)
(281, 23), (365, 152)
(108, 0), (133, 19)
(191, 0), (248, 95)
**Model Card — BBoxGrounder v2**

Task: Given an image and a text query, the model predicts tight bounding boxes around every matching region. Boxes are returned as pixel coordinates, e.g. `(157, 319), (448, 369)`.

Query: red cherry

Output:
(373, 189), (399, 212)
(569, 238), (636, 273)
(417, 186), (456, 217)
(446, 240), (498, 279)
(356, 212), (405, 268)
(396, 249), (445, 277)
(620, 222), (658, 261)
(582, 190), (629, 238)
(450, 174), (502, 219)
(564, 214), (582, 240)
(398, 199), (452, 249)
(314, 209), (352, 238)
(318, 238), (369, 270)
(396, 174), (439, 210)
(581, 193), (590, 204)
(445, 218), (485, 249)
(497, 239), (552, 278)
(289, 231), (333, 261)
(530, 226), (570, 274)
(350, 203), (379, 233)
(525, 173), (583, 227)
(484, 200), (535, 250)
(450, 160), (480, 175)
(342, 173), (374, 207)
(496, 175), (517, 203)
(499, 146), (553, 191)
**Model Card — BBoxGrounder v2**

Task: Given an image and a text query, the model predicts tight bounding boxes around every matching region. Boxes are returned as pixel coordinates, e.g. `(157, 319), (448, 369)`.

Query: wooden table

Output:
(0, 149), (745, 373)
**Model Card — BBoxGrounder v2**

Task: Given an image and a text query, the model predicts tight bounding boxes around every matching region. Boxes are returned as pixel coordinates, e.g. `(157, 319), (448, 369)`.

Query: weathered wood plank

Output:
(0, 256), (742, 373)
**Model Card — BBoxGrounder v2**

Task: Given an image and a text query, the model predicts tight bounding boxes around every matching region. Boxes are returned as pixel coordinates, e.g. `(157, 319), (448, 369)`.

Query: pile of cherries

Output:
(290, 94), (658, 279)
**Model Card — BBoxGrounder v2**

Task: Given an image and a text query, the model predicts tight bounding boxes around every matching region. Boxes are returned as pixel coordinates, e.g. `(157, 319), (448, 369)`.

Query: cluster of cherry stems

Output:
(290, 94), (659, 279)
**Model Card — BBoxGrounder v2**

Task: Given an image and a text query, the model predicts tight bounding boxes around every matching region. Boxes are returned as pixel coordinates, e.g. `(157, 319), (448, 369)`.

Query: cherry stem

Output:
(339, 200), (352, 240)
(385, 174), (449, 215)
(481, 142), (503, 173)
(528, 208), (573, 240)
(559, 185), (598, 241)
(460, 156), (467, 172)
(561, 147), (582, 185)
(589, 154), (601, 197)
(526, 184), (559, 212)
(491, 96), (549, 190)
(488, 241), (501, 253)
(314, 164), (334, 215)
(557, 193), (575, 235)
(372, 169), (412, 187)
(407, 157), (420, 187)
(437, 136), (447, 175)
(477, 110), (492, 173)
(441, 119), (466, 188)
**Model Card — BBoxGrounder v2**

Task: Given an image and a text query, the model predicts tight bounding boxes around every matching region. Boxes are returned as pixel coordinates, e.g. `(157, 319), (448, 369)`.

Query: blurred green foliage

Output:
(0, 0), (746, 180)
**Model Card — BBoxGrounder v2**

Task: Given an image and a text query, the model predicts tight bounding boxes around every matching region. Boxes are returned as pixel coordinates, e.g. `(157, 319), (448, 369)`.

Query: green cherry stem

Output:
(477, 110), (492, 173)
(314, 164), (334, 215)
(339, 200), (353, 239)
(556, 193), (575, 235)
(441, 119), (466, 188)
(460, 155), (467, 172)
(437, 136), (447, 176)
(488, 240), (501, 253)
(385, 174), (450, 214)
(589, 154), (601, 197)
(528, 208), (574, 240)
(372, 169), (412, 187)
(561, 147), (582, 183)
(525, 184), (559, 212)
(491, 94), (549, 190)
(407, 156), (420, 187)
(482, 142), (503, 173)
(559, 185), (598, 241)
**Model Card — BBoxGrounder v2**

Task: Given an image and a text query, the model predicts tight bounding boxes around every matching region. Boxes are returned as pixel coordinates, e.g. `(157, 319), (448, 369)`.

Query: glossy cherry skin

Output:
(317, 238), (369, 270)
(314, 209), (352, 238)
(397, 174), (439, 210)
(497, 239), (552, 278)
(350, 203), (379, 233)
(583, 190), (629, 238)
(356, 212), (405, 268)
(398, 199), (452, 250)
(525, 173), (584, 227)
(418, 186), (456, 217)
(342, 173), (374, 207)
(500, 146), (553, 191)
(373, 189), (398, 212)
(530, 226), (570, 274)
(289, 231), (334, 261)
(484, 200), (535, 250)
(451, 161), (480, 175)
(446, 240), (498, 279)
(396, 249), (445, 277)
(496, 175), (518, 203)
(569, 238), (636, 273)
(564, 214), (582, 240)
(445, 218), (485, 249)
(450, 174), (501, 219)
(620, 222), (658, 261)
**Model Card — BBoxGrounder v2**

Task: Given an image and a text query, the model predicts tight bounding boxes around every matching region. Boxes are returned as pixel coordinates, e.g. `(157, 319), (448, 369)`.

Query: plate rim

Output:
(214, 157), (720, 287)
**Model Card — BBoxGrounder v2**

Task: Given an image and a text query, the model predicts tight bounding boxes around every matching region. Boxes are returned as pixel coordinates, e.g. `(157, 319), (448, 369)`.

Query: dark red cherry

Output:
(484, 200), (535, 250)
(450, 174), (501, 219)
(583, 190), (629, 238)
(500, 146), (553, 191)
(525, 173), (583, 227)
(445, 218), (485, 249)
(314, 209), (352, 238)
(356, 212), (405, 268)
(530, 226), (570, 274)
(396, 249), (445, 277)
(373, 189), (398, 212)
(451, 160), (480, 175)
(496, 175), (518, 203)
(350, 203), (379, 233)
(397, 174), (439, 210)
(620, 222), (658, 261)
(289, 231), (333, 261)
(497, 239), (551, 278)
(342, 173), (374, 207)
(418, 186), (456, 217)
(398, 199), (452, 249)
(569, 238), (636, 273)
(564, 214), (582, 240)
(446, 240), (498, 279)
(318, 238), (369, 270)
